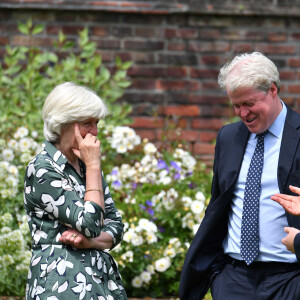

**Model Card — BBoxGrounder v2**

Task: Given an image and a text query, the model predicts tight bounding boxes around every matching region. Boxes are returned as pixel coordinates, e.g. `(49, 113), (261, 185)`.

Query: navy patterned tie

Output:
(241, 131), (267, 265)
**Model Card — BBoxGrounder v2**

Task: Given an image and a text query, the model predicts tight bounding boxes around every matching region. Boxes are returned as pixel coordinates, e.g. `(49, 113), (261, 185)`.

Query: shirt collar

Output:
(43, 140), (68, 171)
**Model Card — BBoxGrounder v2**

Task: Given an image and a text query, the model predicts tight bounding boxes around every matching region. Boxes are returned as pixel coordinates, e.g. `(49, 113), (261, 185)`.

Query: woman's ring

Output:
(72, 234), (77, 238)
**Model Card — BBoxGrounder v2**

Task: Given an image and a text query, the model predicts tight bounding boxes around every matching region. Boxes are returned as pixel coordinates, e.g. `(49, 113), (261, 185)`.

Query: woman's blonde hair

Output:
(42, 82), (108, 142)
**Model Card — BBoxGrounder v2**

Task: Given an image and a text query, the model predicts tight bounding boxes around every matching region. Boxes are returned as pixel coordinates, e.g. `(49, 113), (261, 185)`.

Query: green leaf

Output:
(32, 24), (44, 35)
(17, 22), (29, 35)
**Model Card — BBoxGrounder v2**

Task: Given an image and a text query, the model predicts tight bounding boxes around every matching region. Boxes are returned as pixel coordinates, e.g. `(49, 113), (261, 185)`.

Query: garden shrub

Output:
(0, 19), (212, 299)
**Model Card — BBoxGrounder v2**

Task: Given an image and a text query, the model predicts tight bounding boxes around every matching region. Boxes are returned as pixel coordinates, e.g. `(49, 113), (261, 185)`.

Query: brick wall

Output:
(1, 1), (300, 165)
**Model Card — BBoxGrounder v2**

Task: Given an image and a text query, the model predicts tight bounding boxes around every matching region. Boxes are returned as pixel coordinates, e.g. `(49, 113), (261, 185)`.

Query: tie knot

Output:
(257, 130), (268, 139)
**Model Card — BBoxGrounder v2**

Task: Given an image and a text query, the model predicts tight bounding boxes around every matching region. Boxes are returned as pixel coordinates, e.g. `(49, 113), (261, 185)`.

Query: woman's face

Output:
(59, 117), (99, 153)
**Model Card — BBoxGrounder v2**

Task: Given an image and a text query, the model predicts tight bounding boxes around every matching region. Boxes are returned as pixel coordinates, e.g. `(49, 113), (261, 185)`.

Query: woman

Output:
(24, 82), (127, 299)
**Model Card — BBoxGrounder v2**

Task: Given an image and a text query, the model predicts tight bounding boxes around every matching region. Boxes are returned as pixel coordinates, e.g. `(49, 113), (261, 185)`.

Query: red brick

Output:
(135, 27), (156, 37)
(199, 131), (218, 143)
(190, 68), (219, 79)
(134, 52), (155, 64)
(279, 70), (296, 80)
(288, 85), (300, 94)
(131, 117), (164, 129)
(192, 119), (224, 130)
(165, 118), (188, 129)
(124, 40), (164, 50)
(91, 26), (110, 37)
(157, 129), (199, 142)
(268, 33), (287, 42)
(168, 41), (186, 51)
(200, 106), (233, 117)
(94, 39), (120, 49)
(201, 55), (221, 65)
(156, 80), (199, 91)
(0, 36), (9, 45)
(256, 44), (295, 54)
(189, 41), (230, 53)
(193, 142), (215, 155)
(198, 29), (221, 39)
(232, 43), (253, 53)
(288, 58), (300, 68)
(122, 92), (164, 104)
(166, 67), (188, 77)
(134, 129), (156, 141)
(62, 25), (85, 35)
(189, 95), (228, 105)
(158, 53), (197, 66)
(158, 105), (200, 117)
(112, 26), (132, 37)
(131, 79), (156, 90)
(128, 66), (166, 77)
(202, 82), (221, 90)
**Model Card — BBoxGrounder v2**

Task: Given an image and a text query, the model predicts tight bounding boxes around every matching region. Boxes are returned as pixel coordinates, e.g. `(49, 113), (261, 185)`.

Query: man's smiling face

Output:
(228, 83), (282, 134)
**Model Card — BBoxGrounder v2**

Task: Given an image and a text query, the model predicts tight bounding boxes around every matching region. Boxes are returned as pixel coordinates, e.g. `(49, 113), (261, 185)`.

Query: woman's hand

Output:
(271, 185), (300, 216)
(72, 123), (101, 168)
(281, 227), (300, 253)
(60, 229), (113, 250)
(60, 229), (93, 249)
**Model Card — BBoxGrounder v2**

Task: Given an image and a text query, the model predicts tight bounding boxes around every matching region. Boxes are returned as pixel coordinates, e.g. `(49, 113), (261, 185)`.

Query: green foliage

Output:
(0, 212), (31, 297)
(0, 19), (132, 140)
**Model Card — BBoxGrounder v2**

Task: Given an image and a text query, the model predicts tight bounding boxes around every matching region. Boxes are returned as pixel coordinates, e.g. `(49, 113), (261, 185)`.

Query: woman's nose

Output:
(90, 124), (98, 136)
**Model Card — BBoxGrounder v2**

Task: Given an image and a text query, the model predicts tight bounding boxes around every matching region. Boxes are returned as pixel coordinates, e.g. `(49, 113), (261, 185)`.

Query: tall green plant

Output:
(0, 19), (132, 140)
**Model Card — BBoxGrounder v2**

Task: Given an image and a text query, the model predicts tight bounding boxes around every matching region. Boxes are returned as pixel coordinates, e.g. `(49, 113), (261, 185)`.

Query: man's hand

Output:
(271, 185), (300, 216)
(281, 227), (300, 253)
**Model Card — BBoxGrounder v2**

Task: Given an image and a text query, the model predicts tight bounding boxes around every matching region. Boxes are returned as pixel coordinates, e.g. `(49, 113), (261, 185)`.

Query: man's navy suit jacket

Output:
(179, 106), (300, 300)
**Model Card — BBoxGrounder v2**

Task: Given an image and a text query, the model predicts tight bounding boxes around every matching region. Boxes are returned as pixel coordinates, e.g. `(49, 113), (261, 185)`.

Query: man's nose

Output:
(240, 107), (249, 118)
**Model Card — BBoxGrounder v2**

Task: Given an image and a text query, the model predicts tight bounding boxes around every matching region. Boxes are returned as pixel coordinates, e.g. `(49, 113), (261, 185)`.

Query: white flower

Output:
(164, 247), (176, 258)
(146, 231), (157, 244)
(144, 142), (157, 155)
(146, 265), (155, 274)
(7, 139), (18, 150)
(131, 233), (143, 246)
(191, 200), (204, 214)
(195, 191), (206, 202)
(140, 271), (152, 283)
(155, 257), (171, 272)
(132, 276), (143, 288)
(14, 126), (29, 139)
(8, 165), (18, 176)
(182, 196), (192, 206)
(2, 149), (14, 161)
(19, 137), (32, 151)
(123, 228), (134, 243)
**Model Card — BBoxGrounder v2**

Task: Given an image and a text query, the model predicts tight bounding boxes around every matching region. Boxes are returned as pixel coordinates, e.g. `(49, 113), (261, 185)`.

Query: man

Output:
(179, 52), (300, 300)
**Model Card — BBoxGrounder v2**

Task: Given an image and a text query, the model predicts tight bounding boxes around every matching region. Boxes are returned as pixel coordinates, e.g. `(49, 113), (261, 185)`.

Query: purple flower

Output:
(140, 204), (146, 210)
(170, 161), (181, 171)
(148, 208), (155, 216)
(111, 169), (118, 175)
(157, 159), (168, 169)
(132, 182), (138, 190)
(145, 200), (153, 207)
(173, 172), (181, 180)
(113, 180), (122, 187)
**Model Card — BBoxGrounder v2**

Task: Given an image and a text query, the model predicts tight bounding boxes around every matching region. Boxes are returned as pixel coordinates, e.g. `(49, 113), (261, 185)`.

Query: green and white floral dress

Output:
(24, 141), (127, 300)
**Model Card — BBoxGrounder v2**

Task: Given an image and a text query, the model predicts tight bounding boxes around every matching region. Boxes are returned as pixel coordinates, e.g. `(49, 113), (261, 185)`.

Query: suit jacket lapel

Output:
(278, 107), (300, 193)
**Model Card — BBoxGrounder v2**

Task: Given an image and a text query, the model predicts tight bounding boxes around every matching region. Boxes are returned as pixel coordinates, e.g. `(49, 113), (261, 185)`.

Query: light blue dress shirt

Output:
(223, 102), (297, 263)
